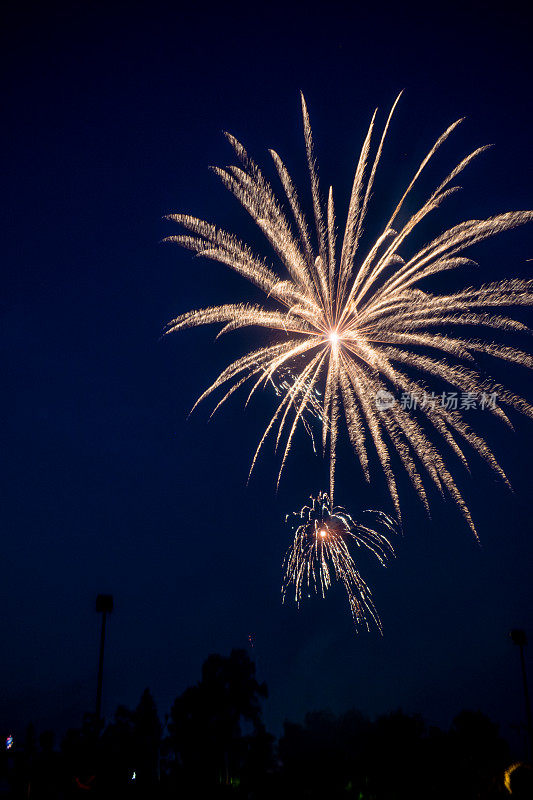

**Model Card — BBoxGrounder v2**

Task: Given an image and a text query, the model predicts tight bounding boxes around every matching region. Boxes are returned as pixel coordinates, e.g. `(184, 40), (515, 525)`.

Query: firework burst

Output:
(282, 492), (396, 632)
(165, 94), (533, 535)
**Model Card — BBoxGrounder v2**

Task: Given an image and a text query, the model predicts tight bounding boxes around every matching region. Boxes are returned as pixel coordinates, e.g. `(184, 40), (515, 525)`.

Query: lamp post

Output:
(95, 594), (113, 727)
(510, 629), (533, 763)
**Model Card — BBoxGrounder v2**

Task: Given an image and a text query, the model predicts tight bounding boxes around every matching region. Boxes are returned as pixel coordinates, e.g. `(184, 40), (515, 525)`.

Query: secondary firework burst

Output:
(282, 492), (396, 633)
(165, 93), (533, 535)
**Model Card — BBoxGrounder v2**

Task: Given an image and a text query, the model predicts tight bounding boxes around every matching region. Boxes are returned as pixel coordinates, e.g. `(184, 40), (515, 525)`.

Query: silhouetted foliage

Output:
(1, 651), (522, 799)
(277, 706), (512, 800)
(166, 649), (273, 797)
(94, 688), (161, 797)
(134, 688), (162, 790)
(62, 713), (101, 796)
(279, 708), (372, 798)
(447, 710), (510, 799)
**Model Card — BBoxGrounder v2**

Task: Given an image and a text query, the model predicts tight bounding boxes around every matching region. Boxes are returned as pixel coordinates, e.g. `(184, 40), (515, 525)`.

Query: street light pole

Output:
(510, 629), (533, 763)
(95, 594), (113, 727)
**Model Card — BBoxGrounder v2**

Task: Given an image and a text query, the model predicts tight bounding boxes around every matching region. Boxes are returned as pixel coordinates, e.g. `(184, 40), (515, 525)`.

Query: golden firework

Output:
(282, 492), (396, 633)
(165, 94), (533, 535)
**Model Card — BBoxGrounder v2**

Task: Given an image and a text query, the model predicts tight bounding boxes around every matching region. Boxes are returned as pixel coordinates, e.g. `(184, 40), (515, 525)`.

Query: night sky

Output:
(2, 0), (532, 749)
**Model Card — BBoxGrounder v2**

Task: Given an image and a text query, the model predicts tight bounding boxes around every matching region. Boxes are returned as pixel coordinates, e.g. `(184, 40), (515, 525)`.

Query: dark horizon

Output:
(1, 0), (532, 753)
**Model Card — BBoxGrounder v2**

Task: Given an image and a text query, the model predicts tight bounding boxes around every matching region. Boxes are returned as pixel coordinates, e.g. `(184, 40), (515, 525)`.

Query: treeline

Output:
(1, 648), (530, 798)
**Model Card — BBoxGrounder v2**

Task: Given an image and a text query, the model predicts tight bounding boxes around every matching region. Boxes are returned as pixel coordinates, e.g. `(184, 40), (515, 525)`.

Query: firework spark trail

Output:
(282, 492), (396, 633)
(165, 94), (533, 535)
(268, 367), (327, 453)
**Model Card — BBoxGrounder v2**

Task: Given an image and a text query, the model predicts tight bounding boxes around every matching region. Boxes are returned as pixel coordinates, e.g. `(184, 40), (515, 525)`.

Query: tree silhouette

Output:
(60, 691), (162, 798)
(448, 710), (510, 799)
(167, 649), (272, 796)
(8, 654), (513, 799)
(278, 707), (512, 800)
(133, 688), (162, 792)
(279, 708), (373, 799)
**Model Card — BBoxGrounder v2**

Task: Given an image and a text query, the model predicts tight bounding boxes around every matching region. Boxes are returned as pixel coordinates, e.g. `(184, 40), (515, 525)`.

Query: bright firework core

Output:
(328, 329), (340, 345)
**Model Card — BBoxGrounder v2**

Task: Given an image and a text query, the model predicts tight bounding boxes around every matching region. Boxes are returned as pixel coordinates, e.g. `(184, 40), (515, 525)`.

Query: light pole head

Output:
(510, 629), (527, 647)
(96, 594), (113, 614)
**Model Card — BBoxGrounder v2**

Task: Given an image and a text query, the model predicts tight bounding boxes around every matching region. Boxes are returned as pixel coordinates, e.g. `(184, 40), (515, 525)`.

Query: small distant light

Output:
(131, 771), (136, 781)
(6, 736), (13, 751)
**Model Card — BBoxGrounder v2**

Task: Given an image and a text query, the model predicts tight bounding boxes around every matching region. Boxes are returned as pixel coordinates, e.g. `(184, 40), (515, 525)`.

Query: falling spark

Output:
(165, 94), (533, 536)
(282, 492), (396, 633)
(269, 366), (325, 452)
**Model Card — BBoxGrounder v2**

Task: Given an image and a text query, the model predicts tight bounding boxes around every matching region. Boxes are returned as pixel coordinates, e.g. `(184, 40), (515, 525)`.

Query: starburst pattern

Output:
(165, 93), (533, 536)
(282, 492), (396, 633)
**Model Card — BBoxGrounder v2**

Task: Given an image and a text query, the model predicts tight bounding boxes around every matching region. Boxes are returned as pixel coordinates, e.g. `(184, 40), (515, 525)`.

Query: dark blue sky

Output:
(1, 0), (532, 748)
